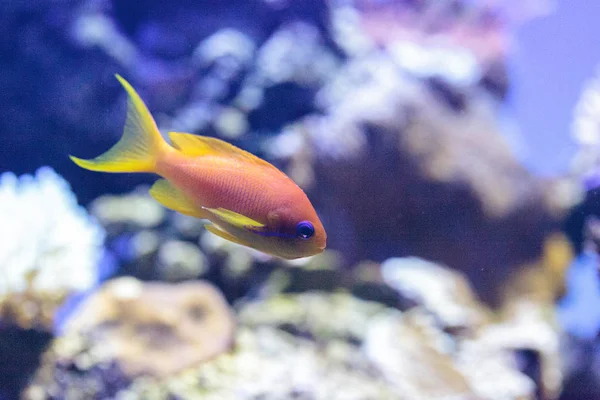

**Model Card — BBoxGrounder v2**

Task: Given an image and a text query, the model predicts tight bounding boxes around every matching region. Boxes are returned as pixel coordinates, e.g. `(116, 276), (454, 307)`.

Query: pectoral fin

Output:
(202, 207), (265, 230)
(205, 224), (251, 247)
(150, 179), (207, 218)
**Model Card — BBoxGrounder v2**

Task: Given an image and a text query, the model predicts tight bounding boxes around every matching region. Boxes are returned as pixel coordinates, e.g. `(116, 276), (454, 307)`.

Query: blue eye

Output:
(296, 221), (314, 239)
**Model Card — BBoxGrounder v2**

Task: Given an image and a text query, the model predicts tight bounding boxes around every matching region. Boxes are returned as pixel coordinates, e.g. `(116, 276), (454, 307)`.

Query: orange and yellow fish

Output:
(70, 75), (326, 259)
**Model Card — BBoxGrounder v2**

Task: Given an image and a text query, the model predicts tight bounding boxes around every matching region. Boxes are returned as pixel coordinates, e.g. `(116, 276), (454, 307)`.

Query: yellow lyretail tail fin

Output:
(69, 74), (167, 173)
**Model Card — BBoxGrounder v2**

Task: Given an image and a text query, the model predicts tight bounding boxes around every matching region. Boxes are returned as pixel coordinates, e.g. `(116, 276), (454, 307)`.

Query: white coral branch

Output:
(0, 167), (105, 296)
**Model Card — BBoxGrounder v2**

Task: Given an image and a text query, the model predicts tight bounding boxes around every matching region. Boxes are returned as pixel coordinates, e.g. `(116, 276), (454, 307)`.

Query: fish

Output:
(70, 75), (326, 259)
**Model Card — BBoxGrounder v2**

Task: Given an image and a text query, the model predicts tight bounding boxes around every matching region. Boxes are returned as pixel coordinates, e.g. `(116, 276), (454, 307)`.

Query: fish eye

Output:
(296, 221), (314, 239)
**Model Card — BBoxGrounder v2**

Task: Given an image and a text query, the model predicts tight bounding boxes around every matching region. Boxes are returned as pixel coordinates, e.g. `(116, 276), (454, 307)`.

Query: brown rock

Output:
(63, 277), (235, 377)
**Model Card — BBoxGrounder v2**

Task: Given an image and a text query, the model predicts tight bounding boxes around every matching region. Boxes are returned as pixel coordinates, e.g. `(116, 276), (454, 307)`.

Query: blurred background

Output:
(1, 0), (600, 399)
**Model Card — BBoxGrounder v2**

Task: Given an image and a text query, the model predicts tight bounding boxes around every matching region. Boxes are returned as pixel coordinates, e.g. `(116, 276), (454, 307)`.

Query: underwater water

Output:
(1, 0), (600, 399)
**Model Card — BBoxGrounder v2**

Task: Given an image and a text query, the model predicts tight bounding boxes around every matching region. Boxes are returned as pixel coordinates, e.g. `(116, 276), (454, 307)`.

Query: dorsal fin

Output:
(168, 132), (278, 170)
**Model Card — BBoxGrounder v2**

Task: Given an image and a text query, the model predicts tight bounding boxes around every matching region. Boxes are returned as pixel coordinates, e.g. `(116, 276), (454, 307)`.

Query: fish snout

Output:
(316, 235), (327, 252)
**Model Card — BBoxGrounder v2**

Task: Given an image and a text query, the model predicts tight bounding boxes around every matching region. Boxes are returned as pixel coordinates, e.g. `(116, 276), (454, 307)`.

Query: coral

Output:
(0, 167), (104, 399)
(381, 257), (489, 329)
(495, 232), (572, 399)
(25, 255), (561, 399)
(571, 64), (600, 187)
(156, 240), (208, 282)
(379, 256), (564, 399)
(365, 310), (536, 400)
(7, 0), (562, 308)
(0, 167), (104, 330)
(90, 187), (166, 233)
(25, 335), (133, 400)
(24, 277), (234, 399)
(117, 326), (397, 400)
(476, 302), (561, 400)
(336, 0), (554, 68)
(60, 277), (234, 377)
(502, 232), (574, 307)
(239, 292), (388, 342)
(0, 0), (588, 398)
(268, 45), (568, 306)
(138, 292), (546, 399)
(84, 182), (568, 400)
(239, 290), (558, 400)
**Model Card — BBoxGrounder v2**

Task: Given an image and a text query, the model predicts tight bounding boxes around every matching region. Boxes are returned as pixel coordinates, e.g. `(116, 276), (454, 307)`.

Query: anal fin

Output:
(205, 224), (250, 247)
(149, 179), (206, 218)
